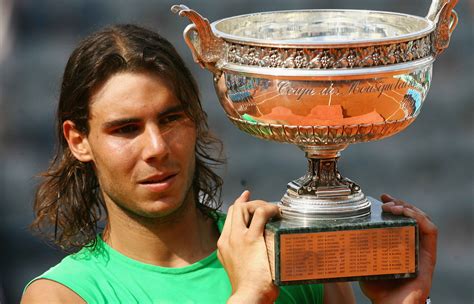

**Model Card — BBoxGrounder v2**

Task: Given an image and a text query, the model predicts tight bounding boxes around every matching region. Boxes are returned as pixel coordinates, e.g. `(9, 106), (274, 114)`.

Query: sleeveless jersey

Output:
(26, 213), (323, 303)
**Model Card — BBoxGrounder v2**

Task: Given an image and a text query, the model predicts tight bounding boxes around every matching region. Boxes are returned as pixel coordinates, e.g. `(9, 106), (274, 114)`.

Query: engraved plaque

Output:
(280, 226), (415, 281)
(265, 199), (418, 284)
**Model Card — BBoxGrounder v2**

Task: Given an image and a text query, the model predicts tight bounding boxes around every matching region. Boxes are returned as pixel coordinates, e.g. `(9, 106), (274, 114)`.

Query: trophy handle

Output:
(171, 4), (224, 74)
(426, 0), (459, 56)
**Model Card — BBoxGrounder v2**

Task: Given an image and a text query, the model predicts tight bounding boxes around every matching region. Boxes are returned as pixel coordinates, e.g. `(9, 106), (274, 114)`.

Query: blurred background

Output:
(0, 0), (472, 303)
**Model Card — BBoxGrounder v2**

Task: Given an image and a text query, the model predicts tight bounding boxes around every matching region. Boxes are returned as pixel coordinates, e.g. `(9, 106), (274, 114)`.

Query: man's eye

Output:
(114, 125), (139, 134)
(161, 113), (185, 124)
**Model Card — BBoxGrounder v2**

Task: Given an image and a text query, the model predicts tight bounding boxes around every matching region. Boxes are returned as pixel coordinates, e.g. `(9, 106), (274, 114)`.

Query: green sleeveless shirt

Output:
(27, 213), (323, 303)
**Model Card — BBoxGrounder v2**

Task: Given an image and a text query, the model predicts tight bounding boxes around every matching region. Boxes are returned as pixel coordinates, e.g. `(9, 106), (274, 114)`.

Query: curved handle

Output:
(426, 0), (459, 56)
(183, 24), (203, 67)
(171, 4), (224, 72)
(448, 10), (458, 34)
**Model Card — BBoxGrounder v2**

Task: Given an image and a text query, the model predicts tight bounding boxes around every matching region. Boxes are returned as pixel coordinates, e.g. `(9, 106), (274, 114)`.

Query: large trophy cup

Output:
(173, 0), (458, 284)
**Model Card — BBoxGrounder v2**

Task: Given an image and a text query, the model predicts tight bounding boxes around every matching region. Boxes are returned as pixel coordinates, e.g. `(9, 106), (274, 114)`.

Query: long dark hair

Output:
(32, 24), (224, 251)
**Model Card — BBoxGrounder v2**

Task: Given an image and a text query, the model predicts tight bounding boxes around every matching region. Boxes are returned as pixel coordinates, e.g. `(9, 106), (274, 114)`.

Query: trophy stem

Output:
(280, 145), (371, 220)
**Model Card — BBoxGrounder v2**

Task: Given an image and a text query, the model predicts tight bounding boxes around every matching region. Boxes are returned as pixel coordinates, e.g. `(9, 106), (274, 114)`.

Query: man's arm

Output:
(359, 194), (438, 304)
(324, 282), (356, 304)
(21, 279), (85, 304)
(219, 192), (358, 304)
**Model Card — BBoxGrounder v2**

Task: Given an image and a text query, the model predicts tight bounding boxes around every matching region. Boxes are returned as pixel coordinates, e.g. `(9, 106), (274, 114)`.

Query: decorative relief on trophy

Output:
(172, 0), (457, 284)
(225, 36), (433, 69)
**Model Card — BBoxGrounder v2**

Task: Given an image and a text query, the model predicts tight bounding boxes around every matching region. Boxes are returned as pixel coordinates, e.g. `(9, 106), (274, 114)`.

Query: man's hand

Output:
(359, 194), (438, 304)
(217, 191), (280, 304)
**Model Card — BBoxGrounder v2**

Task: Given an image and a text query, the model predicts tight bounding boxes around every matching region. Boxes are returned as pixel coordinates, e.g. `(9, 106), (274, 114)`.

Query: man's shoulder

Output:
(22, 244), (104, 302)
(22, 279), (86, 304)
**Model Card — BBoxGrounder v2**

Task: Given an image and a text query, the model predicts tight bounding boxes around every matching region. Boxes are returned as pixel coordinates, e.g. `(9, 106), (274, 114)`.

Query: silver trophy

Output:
(173, 0), (457, 284)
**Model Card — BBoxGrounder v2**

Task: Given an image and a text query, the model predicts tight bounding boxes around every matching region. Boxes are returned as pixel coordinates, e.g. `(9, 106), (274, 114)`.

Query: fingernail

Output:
(383, 202), (395, 207)
(403, 208), (415, 217)
(391, 205), (404, 215)
(240, 190), (251, 201)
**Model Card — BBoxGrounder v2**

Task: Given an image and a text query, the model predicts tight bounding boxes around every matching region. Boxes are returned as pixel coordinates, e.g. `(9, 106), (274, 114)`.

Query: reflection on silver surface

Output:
(173, 2), (458, 219)
(213, 10), (433, 45)
(218, 64), (432, 145)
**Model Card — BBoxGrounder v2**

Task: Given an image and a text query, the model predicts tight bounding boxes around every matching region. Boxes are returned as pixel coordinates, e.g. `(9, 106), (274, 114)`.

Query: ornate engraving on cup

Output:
(225, 36), (432, 69)
(171, 4), (224, 72)
(293, 158), (359, 196)
(428, 0), (459, 55)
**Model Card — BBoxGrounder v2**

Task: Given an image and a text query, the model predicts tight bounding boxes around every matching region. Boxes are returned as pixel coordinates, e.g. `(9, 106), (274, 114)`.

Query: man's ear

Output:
(63, 120), (93, 162)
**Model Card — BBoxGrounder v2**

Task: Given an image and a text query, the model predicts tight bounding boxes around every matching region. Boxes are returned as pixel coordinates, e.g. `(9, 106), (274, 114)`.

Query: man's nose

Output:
(141, 124), (169, 161)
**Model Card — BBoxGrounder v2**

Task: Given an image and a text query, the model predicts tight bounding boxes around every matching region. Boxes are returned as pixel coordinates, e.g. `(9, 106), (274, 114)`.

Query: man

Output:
(22, 24), (437, 303)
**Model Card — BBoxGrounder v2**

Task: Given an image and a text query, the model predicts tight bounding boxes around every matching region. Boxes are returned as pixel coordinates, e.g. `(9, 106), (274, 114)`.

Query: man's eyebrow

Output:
(158, 104), (185, 117)
(102, 118), (141, 129)
(102, 105), (186, 129)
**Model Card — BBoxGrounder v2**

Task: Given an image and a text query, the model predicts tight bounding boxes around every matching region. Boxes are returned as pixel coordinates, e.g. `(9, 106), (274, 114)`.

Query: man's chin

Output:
(105, 184), (194, 223)
(128, 197), (191, 222)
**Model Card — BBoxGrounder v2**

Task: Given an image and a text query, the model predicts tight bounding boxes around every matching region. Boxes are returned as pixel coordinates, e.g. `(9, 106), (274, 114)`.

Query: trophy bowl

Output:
(173, 0), (458, 285)
(172, 1), (458, 221)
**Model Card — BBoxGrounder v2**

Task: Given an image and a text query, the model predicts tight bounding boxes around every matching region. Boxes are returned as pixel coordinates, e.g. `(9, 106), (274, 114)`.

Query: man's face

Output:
(81, 72), (197, 218)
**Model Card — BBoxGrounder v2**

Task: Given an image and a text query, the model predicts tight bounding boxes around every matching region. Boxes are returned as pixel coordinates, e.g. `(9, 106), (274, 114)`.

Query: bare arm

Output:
(324, 282), (356, 304)
(21, 279), (85, 304)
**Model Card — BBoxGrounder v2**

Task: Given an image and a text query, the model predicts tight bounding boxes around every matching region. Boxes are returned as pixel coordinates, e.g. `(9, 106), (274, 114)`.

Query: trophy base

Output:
(265, 198), (418, 285)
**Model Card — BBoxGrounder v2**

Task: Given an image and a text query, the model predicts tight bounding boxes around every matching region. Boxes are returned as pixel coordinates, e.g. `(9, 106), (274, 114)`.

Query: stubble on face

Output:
(85, 72), (199, 230)
(102, 163), (196, 226)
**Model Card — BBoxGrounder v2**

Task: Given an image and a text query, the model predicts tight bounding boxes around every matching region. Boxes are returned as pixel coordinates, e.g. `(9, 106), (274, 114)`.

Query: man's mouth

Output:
(138, 172), (179, 191)
(140, 175), (174, 184)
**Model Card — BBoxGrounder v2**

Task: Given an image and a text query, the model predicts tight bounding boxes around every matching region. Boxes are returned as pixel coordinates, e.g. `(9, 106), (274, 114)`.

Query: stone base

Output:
(265, 198), (418, 285)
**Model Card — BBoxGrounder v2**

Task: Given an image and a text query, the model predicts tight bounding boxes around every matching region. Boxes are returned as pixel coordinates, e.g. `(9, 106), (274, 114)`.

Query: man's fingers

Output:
(382, 202), (404, 215)
(380, 193), (395, 203)
(405, 209), (436, 232)
(247, 204), (280, 239)
(381, 198), (437, 262)
(231, 191), (252, 230)
(222, 192), (281, 246)
(226, 198), (281, 239)
(235, 190), (251, 203)
(240, 200), (275, 214)
(403, 208), (438, 264)
(402, 207), (438, 239)
(381, 194), (409, 207)
(381, 194), (427, 217)
(219, 189), (251, 244)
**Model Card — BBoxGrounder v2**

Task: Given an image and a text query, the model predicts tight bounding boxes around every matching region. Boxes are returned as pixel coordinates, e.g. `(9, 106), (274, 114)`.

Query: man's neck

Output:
(102, 197), (219, 268)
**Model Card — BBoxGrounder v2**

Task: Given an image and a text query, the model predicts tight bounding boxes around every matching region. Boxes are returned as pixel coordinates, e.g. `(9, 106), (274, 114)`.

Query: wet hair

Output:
(32, 24), (224, 251)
